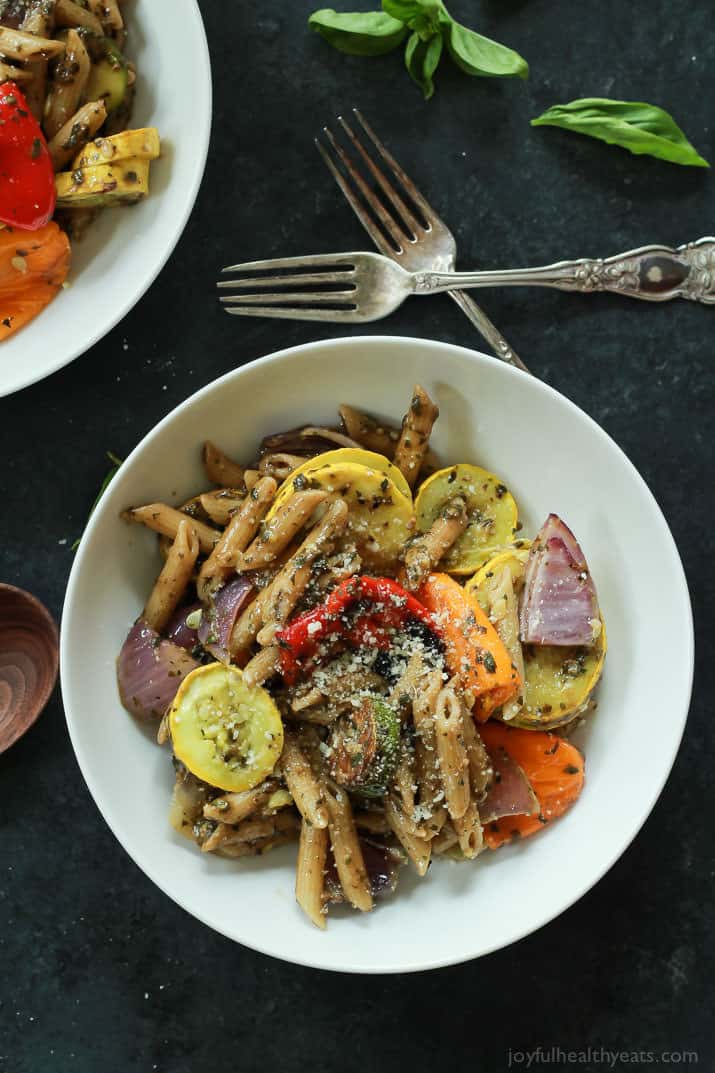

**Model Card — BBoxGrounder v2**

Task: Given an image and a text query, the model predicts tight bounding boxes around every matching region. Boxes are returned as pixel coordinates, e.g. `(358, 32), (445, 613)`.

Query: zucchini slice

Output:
(55, 157), (150, 207)
(71, 127), (160, 169)
(329, 696), (400, 797)
(169, 663), (284, 793)
(468, 547), (606, 729)
(415, 464), (518, 575)
(85, 36), (128, 114)
(266, 458), (415, 566)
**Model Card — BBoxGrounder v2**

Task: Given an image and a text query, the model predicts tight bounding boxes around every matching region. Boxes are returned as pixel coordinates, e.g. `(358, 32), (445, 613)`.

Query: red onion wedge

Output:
(519, 514), (601, 646)
(117, 619), (199, 722)
(480, 745), (539, 824)
(165, 601), (202, 651)
(198, 576), (253, 664)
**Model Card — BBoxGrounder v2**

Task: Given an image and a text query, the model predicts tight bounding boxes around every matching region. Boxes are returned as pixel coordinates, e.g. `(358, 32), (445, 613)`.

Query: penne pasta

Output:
(0, 61), (32, 82)
(0, 27), (65, 61)
(43, 28), (91, 139)
(216, 833), (296, 859)
(143, 519), (199, 632)
(354, 810), (390, 835)
(199, 489), (246, 527)
(339, 403), (400, 457)
(384, 793), (431, 876)
(235, 489), (328, 571)
(295, 820), (329, 929)
(258, 452), (305, 481)
(55, 0), (104, 34)
(121, 503), (219, 555)
(87, 0), (123, 31)
(281, 730), (328, 829)
(461, 707), (494, 800)
(325, 787), (373, 912)
(203, 778), (281, 825)
(402, 495), (468, 590)
(481, 565), (525, 722)
(412, 667), (449, 839)
(196, 476), (276, 598)
(202, 811), (299, 853)
(202, 440), (245, 488)
(49, 99), (107, 170)
(431, 821), (459, 855)
(393, 384), (440, 487)
(452, 799), (483, 859)
(242, 645), (281, 687)
(434, 682), (471, 821)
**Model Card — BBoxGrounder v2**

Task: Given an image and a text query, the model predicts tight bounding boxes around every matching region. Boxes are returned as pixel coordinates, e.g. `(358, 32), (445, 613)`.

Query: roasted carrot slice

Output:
(0, 221), (71, 340)
(479, 722), (585, 848)
(418, 572), (520, 721)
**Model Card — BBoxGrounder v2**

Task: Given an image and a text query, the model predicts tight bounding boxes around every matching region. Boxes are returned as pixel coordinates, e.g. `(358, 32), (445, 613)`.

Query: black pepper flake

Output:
(30, 137), (42, 160)
(564, 764), (580, 775)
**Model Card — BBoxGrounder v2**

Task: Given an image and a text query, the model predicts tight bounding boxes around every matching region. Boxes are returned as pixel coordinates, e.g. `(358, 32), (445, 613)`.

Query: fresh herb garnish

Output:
(531, 98), (710, 168)
(71, 451), (123, 550)
(309, 0), (528, 99)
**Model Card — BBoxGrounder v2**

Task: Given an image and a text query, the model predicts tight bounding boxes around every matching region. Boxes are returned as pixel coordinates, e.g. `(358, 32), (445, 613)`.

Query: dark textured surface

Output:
(1, 1), (713, 1070)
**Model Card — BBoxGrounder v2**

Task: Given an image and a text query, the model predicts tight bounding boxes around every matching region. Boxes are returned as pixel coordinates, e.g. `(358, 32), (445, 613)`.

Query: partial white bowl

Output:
(0, 0), (211, 398)
(61, 337), (694, 973)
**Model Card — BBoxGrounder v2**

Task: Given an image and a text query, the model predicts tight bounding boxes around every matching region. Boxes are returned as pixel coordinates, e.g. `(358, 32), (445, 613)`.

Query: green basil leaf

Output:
(404, 29), (443, 99)
(71, 451), (123, 552)
(383, 0), (445, 41)
(309, 9), (408, 56)
(444, 19), (529, 79)
(531, 98), (709, 168)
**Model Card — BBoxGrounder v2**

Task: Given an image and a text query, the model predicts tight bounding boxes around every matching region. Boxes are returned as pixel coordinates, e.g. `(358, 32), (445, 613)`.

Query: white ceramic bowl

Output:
(61, 337), (694, 973)
(0, 0), (211, 398)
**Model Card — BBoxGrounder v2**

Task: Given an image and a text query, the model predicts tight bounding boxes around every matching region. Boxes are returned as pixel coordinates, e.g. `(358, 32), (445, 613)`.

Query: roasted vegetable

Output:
(415, 464), (518, 574)
(71, 126), (160, 169)
(418, 572), (520, 720)
(468, 546), (605, 729)
(272, 447), (413, 505)
(169, 663), (284, 793)
(55, 156), (149, 207)
(329, 696), (400, 797)
(265, 454), (414, 566)
(480, 723), (585, 848)
(0, 220), (71, 340)
(84, 35), (128, 114)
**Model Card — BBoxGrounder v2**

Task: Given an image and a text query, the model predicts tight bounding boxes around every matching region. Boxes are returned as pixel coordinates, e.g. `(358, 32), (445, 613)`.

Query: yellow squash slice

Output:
(267, 455), (415, 566)
(55, 157), (150, 208)
(169, 663), (284, 792)
(272, 448), (412, 504)
(415, 464), (518, 574)
(468, 547), (606, 730)
(71, 127), (161, 169)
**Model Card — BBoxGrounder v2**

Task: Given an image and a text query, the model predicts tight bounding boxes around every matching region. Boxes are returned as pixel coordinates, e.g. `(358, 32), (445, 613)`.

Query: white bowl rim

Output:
(60, 335), (695, 972)
(4, 0), (212, 398)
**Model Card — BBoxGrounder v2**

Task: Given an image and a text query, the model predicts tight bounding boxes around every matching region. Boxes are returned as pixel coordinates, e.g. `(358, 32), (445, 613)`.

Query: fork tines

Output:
(315, 108), (435, 257)
(218, 252), (359, 321)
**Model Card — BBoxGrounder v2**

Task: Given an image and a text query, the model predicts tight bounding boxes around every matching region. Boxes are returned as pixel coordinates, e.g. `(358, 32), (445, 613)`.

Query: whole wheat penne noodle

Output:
(243, 469), (260, 491)
(21, 0), (56, 34)
(232, 498), (348, 653)
(295, 820), (329, 930)
(384, 793), (431, 877)
(258, 452), (305, 482)
(339, 404), (400, 457)
(483, 565), (525, 722)
(202, 811), (299, 853)
(87, 0), (123, 30)
(44, 28), (90, 139)
(461, 706), (494, 799)
(411, 670), (449, 840)
(452, 799), (483, 859)
(431, 821), (459, 855)
(242, 645), (280, 687)
(388, 651), (428, 710)
(393, 384), (440, 487)
(393, 746), (419, 826)
(256, 562), (312, 647)
(55, 0), (103, 33)
(49, 99), (106, 170)
(142, 520), (199, 632)
(217, 833), (296, 859)
(196, 476), (276, 598)
(0, 27), (65, 60)
(0, 61), (33, 82)
(402, 496), (468, 590)
(121, 503), (219, 555)
(235, 489), (328, 571)
(156, 712), (170, 745)
(203, 778), (280, 825)
(202, 440), (245, 488)
(354, 810), (390, 835)
(281, 730), (328, 829)
(325, 787), (373, 912)
(434, 683), (471, 821)
(199, 489), (245, 526)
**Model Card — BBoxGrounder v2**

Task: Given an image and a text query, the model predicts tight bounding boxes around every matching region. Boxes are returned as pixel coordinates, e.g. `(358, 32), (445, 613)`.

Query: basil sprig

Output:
(309, 0), (529, 99)
(532, 98), (710, 168)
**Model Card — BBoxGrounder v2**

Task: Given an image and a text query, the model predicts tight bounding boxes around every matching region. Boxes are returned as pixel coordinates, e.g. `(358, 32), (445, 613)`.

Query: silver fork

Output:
(218, 241), (715, 322)
(316, 109), (529, 373)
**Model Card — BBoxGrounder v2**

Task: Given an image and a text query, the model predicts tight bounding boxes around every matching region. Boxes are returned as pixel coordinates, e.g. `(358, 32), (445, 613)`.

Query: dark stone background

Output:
(1, 1), (713, 1070)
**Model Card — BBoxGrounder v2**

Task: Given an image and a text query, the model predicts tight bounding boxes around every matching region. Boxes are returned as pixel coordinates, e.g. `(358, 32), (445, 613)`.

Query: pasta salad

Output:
(117, 384), (606, 929)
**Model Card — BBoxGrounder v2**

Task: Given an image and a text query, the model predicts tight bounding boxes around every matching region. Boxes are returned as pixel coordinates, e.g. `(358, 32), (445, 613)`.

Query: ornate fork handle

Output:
(418, 237), (715, 304)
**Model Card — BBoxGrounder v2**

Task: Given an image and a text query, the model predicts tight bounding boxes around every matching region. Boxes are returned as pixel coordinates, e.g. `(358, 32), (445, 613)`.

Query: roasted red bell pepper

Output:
(0, 82), (56, 231)
(276, 575), (437, 684)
